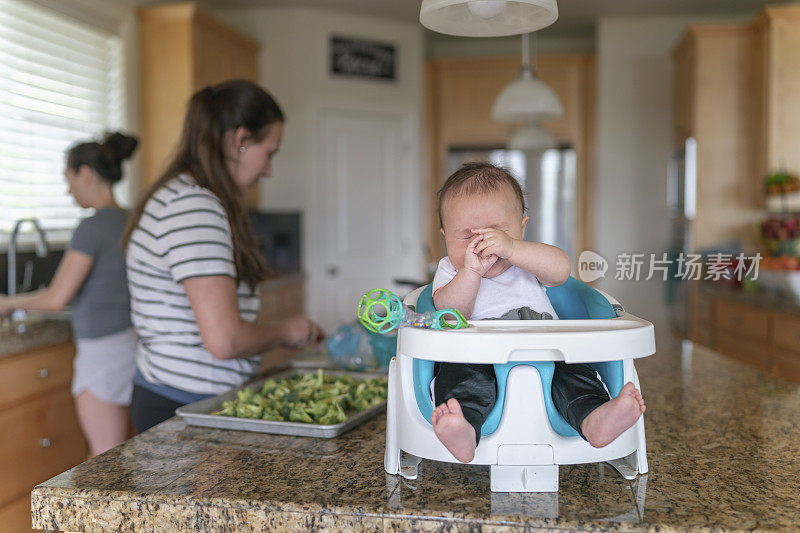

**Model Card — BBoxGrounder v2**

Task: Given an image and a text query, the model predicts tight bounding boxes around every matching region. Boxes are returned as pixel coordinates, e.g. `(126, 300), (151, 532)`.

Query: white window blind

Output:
(0, 0), (124, 240)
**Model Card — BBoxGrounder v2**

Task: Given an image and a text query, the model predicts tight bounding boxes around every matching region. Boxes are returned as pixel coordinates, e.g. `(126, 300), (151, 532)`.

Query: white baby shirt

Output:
(431, 257), (559, 320)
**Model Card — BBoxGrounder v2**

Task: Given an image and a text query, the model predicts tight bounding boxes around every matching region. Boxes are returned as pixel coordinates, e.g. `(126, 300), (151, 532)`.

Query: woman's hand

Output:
(472, 228), (515, 260)
(280, 315), (325, 348)
(463, 234), (498, 277)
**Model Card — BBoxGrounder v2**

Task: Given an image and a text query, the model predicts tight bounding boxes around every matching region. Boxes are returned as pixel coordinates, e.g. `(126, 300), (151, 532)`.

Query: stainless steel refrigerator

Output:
(446, 146), (578, 259)
(666, 137), (697, 336)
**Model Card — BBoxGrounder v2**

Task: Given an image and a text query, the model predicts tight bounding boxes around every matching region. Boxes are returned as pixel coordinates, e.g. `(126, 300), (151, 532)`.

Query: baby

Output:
(431, 162), (646, 463)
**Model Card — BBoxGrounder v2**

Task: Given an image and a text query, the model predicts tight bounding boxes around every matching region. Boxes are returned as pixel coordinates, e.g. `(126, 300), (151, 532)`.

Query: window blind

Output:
(0, 0), (124, 239)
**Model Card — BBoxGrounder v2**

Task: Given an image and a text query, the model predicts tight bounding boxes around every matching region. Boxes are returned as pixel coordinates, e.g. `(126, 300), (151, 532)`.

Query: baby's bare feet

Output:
(431, 398), (476, 463)
(580, 382), (645, 448)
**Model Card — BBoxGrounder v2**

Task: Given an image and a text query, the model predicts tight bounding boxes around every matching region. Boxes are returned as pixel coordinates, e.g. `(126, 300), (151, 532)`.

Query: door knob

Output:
(326, 266), (339, 277)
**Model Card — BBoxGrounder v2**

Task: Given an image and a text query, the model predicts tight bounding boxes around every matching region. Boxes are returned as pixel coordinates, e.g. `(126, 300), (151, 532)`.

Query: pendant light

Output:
(508, 123), (555, 152)
(419, 0), (558, 37)
(491, 32), (562, 123)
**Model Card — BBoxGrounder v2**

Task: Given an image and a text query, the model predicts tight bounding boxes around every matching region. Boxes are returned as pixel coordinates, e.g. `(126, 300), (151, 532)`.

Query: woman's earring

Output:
(239, 146), (246, 153)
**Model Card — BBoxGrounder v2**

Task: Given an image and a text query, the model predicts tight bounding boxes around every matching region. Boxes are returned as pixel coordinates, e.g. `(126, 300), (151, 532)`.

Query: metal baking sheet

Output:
(175, 368), (387, 438)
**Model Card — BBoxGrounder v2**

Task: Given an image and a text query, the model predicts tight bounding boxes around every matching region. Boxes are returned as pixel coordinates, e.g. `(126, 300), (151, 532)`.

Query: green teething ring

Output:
(357, 288), (403, 334)
(434, 309), (468, 330)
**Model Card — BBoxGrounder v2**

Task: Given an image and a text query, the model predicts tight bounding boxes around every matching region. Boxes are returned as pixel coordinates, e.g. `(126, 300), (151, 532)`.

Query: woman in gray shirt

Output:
(0, 132), (138, 457)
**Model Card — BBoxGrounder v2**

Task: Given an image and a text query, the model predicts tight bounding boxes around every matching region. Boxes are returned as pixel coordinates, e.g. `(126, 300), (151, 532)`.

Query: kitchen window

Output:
(0, 0), (125, 246)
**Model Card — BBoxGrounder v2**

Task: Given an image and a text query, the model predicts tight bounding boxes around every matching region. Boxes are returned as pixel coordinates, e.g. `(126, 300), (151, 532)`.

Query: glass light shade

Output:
(419, 0), (558, 37)
(491, 66), (563, 123)
(508, 123), (555, 152)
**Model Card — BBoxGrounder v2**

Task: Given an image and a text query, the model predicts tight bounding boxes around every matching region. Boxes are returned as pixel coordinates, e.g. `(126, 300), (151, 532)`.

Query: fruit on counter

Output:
(760, 254), (800, 270)
(764, 171), (800, 195)
(760, 215), (800, 240)
(213, 369), (388, 424)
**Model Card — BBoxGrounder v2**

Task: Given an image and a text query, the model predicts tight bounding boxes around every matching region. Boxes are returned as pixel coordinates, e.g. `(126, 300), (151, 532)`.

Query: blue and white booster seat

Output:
(384, 277), (656, 492)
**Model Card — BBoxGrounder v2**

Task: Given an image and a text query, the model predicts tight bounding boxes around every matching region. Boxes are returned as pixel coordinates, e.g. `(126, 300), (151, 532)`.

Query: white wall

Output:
(216, 6), (425, 322)
(594, 14), (752, 340)
(216, 6), (424, 211)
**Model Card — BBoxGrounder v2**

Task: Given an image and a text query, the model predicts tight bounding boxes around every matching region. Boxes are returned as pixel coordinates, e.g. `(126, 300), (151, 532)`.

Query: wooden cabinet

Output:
(425, 54), (596, 262)
(687, 283), (714, 347)
(0, 341), (86, 532)
(258, 278), (306, 371)
(672, 24), (762, 251)
(712, 299), (771, 371)
(771, 311), (800, 383)
(672, 6), (800, 251)
(753, 5), (800, 180)
(138, 2), (260, 206)
(692, 288), (800, 383)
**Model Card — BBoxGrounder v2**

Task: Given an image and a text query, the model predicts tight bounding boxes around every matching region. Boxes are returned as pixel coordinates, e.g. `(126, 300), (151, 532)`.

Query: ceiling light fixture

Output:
(508, 123), (555, 152)
(491, 32), (563, 123)
(419, 0), (558, 37)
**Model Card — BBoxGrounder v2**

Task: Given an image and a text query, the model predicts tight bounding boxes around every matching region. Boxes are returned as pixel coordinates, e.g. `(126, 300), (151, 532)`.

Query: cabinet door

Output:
(0, 342), (73, 410)
(0, 493), (34, 533)
(0, 388), (87, 508)
(193, 12), (258, 89)
(672, 33), (695, 145)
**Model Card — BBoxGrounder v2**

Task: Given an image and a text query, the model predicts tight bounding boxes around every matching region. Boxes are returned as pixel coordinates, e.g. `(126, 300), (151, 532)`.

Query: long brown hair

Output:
(124, 80), (284, 290)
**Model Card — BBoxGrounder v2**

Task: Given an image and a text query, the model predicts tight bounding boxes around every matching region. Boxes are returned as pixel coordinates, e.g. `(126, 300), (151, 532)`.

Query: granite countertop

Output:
(0, 315), (72, 358)
(32, 338), (800, 532)
(700, 282), (800, 316)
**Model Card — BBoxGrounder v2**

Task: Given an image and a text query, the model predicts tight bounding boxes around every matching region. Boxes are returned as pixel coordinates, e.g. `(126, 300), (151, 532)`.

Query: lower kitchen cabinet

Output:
(0, 341), (87, 533)
(691, 287), (800, 383)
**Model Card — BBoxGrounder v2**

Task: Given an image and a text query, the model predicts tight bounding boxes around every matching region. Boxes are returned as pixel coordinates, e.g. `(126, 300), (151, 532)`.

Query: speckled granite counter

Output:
(0, 316), (72, 358)
(32, 339), (800, 532)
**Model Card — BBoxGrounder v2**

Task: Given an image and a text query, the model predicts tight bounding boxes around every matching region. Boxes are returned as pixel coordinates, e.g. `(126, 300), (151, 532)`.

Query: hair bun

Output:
(101, 131), (139, 163)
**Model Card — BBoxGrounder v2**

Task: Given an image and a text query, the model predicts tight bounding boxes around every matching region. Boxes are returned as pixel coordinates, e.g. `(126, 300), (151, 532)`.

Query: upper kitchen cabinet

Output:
(673, 5), (800, 226)
(753, 5), (800, 181)
(672, 23), (761, 250)
(138, 3), (260, 204)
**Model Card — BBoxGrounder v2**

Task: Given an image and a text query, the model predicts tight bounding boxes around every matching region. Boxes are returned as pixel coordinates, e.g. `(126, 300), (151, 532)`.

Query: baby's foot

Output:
(580, 382), (645, 448)
(431, 398), (477, 463)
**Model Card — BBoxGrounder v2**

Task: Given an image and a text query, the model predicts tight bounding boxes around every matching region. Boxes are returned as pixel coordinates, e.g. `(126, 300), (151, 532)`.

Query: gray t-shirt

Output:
(68, 207), (131, 339)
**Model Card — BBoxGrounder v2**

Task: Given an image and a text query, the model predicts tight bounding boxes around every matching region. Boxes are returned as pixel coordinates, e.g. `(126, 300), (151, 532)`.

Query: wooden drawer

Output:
(0, 492), (33, 532)
(771, 312), (800, 353)
(0, 342), (74, 410)
(772, 350), (800, 384)
(0, 387), (87, 508)
(713, 300), (769, 341)
(713, 334), (770, 371)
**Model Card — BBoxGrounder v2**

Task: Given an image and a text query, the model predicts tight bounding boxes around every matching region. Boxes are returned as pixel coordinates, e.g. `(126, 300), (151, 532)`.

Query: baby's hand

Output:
(472, 228), (515, 260)
(464, 234), (498, 276)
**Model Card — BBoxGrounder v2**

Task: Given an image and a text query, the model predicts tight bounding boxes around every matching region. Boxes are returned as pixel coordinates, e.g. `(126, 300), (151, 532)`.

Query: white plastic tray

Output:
(397, 311), (656, 364)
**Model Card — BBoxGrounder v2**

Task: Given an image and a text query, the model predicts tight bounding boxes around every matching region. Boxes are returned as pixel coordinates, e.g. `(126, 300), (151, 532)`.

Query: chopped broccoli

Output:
(211, 371), (388, 424)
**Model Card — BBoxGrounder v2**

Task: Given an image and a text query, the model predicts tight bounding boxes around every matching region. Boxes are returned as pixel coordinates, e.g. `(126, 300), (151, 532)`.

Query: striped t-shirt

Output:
(126, 174), (261, 395)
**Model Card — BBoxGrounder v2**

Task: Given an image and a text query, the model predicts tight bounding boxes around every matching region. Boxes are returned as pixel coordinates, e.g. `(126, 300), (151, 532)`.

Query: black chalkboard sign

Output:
(329, 35), (396, 81)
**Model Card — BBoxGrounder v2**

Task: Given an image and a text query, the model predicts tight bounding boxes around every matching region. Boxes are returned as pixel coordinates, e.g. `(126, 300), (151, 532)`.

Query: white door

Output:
(310, 107), (423, 332)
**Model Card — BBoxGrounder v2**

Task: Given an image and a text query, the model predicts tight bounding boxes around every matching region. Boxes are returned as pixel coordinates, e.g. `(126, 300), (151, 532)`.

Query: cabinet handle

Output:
(38, 438), (52, 448)
(37, 368), (50, 379)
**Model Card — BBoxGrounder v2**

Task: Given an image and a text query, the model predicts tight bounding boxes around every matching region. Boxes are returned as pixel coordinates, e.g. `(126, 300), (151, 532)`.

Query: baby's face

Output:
(440, 185), (528, 278)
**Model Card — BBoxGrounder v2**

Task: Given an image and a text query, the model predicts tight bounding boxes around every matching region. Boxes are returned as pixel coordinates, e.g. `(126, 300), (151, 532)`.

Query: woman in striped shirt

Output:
(123, 80), (323, 433)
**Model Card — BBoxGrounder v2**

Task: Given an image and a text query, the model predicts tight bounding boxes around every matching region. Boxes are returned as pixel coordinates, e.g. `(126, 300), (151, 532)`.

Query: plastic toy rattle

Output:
(357, 288), (468, 334)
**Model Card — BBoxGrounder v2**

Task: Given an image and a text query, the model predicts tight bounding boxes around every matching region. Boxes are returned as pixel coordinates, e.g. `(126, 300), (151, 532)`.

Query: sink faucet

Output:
(8, 218), (48, 297)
